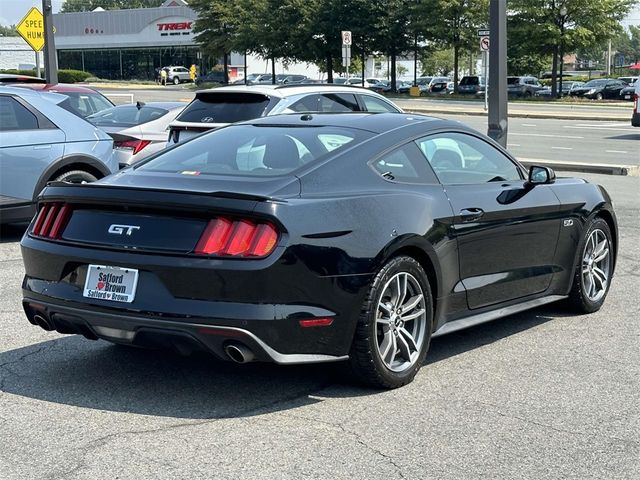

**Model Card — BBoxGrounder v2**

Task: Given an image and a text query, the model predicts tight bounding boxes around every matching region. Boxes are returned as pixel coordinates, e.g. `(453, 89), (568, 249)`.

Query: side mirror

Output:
(527, 165), (556, 185)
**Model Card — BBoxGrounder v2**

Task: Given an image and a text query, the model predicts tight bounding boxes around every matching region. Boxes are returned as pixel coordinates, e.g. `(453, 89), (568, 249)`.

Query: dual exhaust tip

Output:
(33, 314), (54, 331)
(224, 342), (255, 364)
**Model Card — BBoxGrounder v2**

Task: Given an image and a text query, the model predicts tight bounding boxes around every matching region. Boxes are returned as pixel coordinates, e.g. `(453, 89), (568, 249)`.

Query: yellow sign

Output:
(16, 7), (45, 52)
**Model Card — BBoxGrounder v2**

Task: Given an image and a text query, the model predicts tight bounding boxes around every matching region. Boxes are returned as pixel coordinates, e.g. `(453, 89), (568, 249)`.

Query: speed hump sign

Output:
(480, 36), (490, 51)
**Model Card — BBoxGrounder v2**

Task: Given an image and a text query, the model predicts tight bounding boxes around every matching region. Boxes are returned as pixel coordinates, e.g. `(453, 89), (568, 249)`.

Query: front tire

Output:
(595, 92), (603, 100)
(567, 217), (613, 313)
(173, 77), (180, 85)
(349, 256), (433, 389)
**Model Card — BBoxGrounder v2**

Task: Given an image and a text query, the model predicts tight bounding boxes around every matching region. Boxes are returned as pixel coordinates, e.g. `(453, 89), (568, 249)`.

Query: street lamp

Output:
(558, 5), (568, 99)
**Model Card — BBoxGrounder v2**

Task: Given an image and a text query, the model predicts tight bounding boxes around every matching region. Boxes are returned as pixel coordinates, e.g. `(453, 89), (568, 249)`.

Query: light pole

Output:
(558, 5), (567, 99)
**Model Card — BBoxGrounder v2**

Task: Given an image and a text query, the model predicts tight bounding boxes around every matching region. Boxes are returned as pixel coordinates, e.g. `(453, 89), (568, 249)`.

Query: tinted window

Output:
(370, 143), (438, 184)
(416, 132), (522, 185)
(507, 77), (521, 85)
(87, 105), (170, 127)
(58, 92), (113, 118)
(361, 95), (399, 113)
(139, 125), (372, 176)
(0, 96), (38, 130)
(460, 76), (480, 86)
(290, 93), (359, 113)
(176, 93), (271, 123)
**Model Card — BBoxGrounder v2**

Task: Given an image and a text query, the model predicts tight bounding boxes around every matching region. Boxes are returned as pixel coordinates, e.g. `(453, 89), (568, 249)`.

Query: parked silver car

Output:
(167, 84), (403, 145)
(87, 101), (186, 168)
(163, 66), (192, 85)
(0, 86), (116, 224)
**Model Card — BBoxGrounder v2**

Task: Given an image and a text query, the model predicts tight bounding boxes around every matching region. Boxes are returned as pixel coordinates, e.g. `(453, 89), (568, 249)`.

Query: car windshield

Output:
(416, 77), (432, 85)
(87, 105), (170, 127)
(175, 92), (271, 123)
(57, 92), (114, 118)
(138, 124), (374, 177)
(584, 79), (608, 87)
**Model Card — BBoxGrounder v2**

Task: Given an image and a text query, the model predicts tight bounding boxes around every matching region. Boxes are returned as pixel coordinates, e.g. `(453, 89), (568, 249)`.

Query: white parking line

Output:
(552, 146), (573, 150)
(521, 123), (537, 127)
(564, 125), (635, 132)
(510, 132), (584, 139)
(605, 150), (628, 154)
(507, 143), (521, 147)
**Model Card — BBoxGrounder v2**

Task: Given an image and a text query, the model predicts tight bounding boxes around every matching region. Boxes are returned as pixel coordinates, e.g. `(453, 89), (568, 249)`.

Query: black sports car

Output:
(21, 113), (617, 389)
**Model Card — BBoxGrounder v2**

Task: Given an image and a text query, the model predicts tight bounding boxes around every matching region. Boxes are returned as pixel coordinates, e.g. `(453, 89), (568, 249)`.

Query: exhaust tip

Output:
(33, 314), (54, 331)
(224, 343), (255, 364)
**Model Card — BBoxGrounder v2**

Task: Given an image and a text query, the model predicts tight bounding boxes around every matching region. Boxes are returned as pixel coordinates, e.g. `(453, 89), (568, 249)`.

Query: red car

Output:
(10, 83), (114, 118)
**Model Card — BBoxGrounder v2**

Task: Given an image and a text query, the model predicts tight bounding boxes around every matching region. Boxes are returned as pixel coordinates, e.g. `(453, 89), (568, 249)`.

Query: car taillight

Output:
(195, 218), (279, 257)
(32, 203), (72, 239)
(114, 139), (151, 155)
(634, 94), (638, 114)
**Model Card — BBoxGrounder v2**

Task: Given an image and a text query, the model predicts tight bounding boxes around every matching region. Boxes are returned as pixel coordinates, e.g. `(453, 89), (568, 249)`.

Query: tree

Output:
(61, 0), (164, 11)
(613, 25), (640, 64)
(0, 24), (18, 37)
(508, 0), (636, 94)
(420, 48), (455, 76)
(416, 0), (489, 92)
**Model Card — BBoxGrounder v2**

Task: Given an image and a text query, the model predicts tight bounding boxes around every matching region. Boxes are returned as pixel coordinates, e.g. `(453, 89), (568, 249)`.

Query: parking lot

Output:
(1, 170), (638, 479)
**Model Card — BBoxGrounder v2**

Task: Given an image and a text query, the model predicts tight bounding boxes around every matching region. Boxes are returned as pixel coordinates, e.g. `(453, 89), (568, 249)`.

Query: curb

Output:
(518, 158), (639, 177)
(404, 107), (629, 122)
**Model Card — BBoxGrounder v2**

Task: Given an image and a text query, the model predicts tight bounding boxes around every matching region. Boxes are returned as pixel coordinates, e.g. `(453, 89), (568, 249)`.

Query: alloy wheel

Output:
(375, 272), (427, 372)
(581, 228), (611, 302)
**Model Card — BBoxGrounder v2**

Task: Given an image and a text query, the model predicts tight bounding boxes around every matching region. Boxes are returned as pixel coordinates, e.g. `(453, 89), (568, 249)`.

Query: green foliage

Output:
(0, 69), (40, 76)
(57, 69), (93, 83)
(0, 24), (18, 37)
(420, 48), (455, 76)
(61, 0), (164, 11)
(613, 25), (640, 64)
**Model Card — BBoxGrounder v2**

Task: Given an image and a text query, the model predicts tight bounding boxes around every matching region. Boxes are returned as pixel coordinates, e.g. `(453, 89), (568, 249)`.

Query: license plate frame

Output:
(83, 265), (139, 303)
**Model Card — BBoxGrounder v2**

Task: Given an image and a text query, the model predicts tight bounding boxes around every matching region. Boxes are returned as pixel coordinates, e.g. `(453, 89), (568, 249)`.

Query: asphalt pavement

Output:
(1, 172), (638, 479)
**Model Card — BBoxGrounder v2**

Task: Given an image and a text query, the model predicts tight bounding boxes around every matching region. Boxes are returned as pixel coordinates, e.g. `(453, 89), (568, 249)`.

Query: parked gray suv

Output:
(0, 86), (117, 224)
(164, 66), (192, 85)
(507, 76), (545, 97)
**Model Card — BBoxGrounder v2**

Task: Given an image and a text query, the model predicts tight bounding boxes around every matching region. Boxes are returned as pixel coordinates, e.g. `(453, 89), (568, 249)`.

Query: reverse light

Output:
(114, 139), (151, 155)
(195, 218), (279, 258)
(32, 203), (73, 239)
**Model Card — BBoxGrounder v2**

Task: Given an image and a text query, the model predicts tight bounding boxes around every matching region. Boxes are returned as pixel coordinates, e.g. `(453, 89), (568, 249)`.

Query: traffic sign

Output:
(16, 7), (45, 52)
(341, 31), (352, 46)
(480, 36), (490, 52)
(478, 29), (490, 37)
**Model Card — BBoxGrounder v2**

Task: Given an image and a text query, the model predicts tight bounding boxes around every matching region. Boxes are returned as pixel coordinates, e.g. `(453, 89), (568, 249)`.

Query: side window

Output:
(319, 93), (359, 112)
(416, 132), (522, 185)
(361, 95), (399, 113)
(0, 96), (39, 131)
(290, 94), (319, 112)
(370, 142), (438, 184)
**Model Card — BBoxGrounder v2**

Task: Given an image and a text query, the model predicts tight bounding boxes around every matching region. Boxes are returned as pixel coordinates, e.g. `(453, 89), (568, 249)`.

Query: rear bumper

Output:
(22, 297), (349, 364)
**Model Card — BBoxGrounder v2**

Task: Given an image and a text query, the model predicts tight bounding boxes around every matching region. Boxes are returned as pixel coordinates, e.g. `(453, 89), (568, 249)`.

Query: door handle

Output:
(459, 208), (484, 222)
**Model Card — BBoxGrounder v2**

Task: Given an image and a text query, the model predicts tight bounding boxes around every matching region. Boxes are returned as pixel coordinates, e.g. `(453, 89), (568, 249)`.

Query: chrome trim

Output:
(432, 295), (567, 338)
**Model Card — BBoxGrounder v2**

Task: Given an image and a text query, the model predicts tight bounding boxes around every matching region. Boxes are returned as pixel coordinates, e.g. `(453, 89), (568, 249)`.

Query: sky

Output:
(1, 0), (639, 29)
(1, 0), (64, 27)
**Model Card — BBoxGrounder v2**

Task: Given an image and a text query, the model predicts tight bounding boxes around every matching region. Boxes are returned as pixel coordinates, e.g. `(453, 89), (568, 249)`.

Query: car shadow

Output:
(0, 305), (565, 419)
(605, 134), (640, 141)
(0, 222), (28, 243)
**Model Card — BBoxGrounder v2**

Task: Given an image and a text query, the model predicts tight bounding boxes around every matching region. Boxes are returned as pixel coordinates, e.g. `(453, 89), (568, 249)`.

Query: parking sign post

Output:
(487, 0), (508, 148)
(342, 31), (351, 79)
(42, 0), (58, 84)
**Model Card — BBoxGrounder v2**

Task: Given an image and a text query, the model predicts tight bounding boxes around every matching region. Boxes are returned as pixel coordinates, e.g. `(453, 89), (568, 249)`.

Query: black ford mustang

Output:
(21, 113), (617, 388)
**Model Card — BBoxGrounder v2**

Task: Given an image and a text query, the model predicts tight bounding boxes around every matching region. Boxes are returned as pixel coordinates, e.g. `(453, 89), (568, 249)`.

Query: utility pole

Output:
(487, 0), (507, 148)
(42, 0), (58, 84)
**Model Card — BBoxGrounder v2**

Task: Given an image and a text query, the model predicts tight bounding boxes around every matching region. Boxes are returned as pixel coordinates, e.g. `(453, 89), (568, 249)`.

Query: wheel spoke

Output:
(401, 308), (425, 322)
(378, 301), (393, 316)
(592, 267), (607, 289)
(399, 327), (418, 353)
(401, 294), (423, 312)
(396, 333), (412, 362)
(593, 247), (609, 264)
(385, 334), (398, 366)
(394, 274), (407, 308)
(379, 330), (393, 364)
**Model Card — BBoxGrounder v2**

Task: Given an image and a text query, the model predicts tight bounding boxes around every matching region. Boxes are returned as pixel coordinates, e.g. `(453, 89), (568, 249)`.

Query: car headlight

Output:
(587, 89), (596, 94)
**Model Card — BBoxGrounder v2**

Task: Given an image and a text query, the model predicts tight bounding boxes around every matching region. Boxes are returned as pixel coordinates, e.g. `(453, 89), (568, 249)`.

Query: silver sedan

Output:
(87, 102), (186, 168)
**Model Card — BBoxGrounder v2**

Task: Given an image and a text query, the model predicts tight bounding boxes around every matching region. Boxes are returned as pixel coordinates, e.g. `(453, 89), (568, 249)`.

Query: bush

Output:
(0, 68), (40, 77)
(57, 69), (93, 83)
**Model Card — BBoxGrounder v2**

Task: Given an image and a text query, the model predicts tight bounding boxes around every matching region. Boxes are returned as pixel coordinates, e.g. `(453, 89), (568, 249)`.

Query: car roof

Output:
(0, 85), (67, 104)
(196, 84), (374, 99)
(0, 73), (46, 83)
(239, 112), (459, 134)
(109, 101), (186, 110)
(10, 83), (102, 94)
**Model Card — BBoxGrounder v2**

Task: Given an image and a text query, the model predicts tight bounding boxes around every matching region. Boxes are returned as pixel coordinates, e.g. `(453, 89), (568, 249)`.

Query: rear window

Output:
(87, 105), (170, 127)
(176, 93), (271, 123)
(460, 76), (480, 86)
(507, 77), (521, 85)
(138, 125), (373, 177)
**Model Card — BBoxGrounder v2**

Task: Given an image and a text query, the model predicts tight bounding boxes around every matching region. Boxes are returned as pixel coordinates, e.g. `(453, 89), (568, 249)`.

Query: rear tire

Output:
(53, 170), (97, 184)
(349, 256), (433, 389)
(567, 217), (613, 313)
